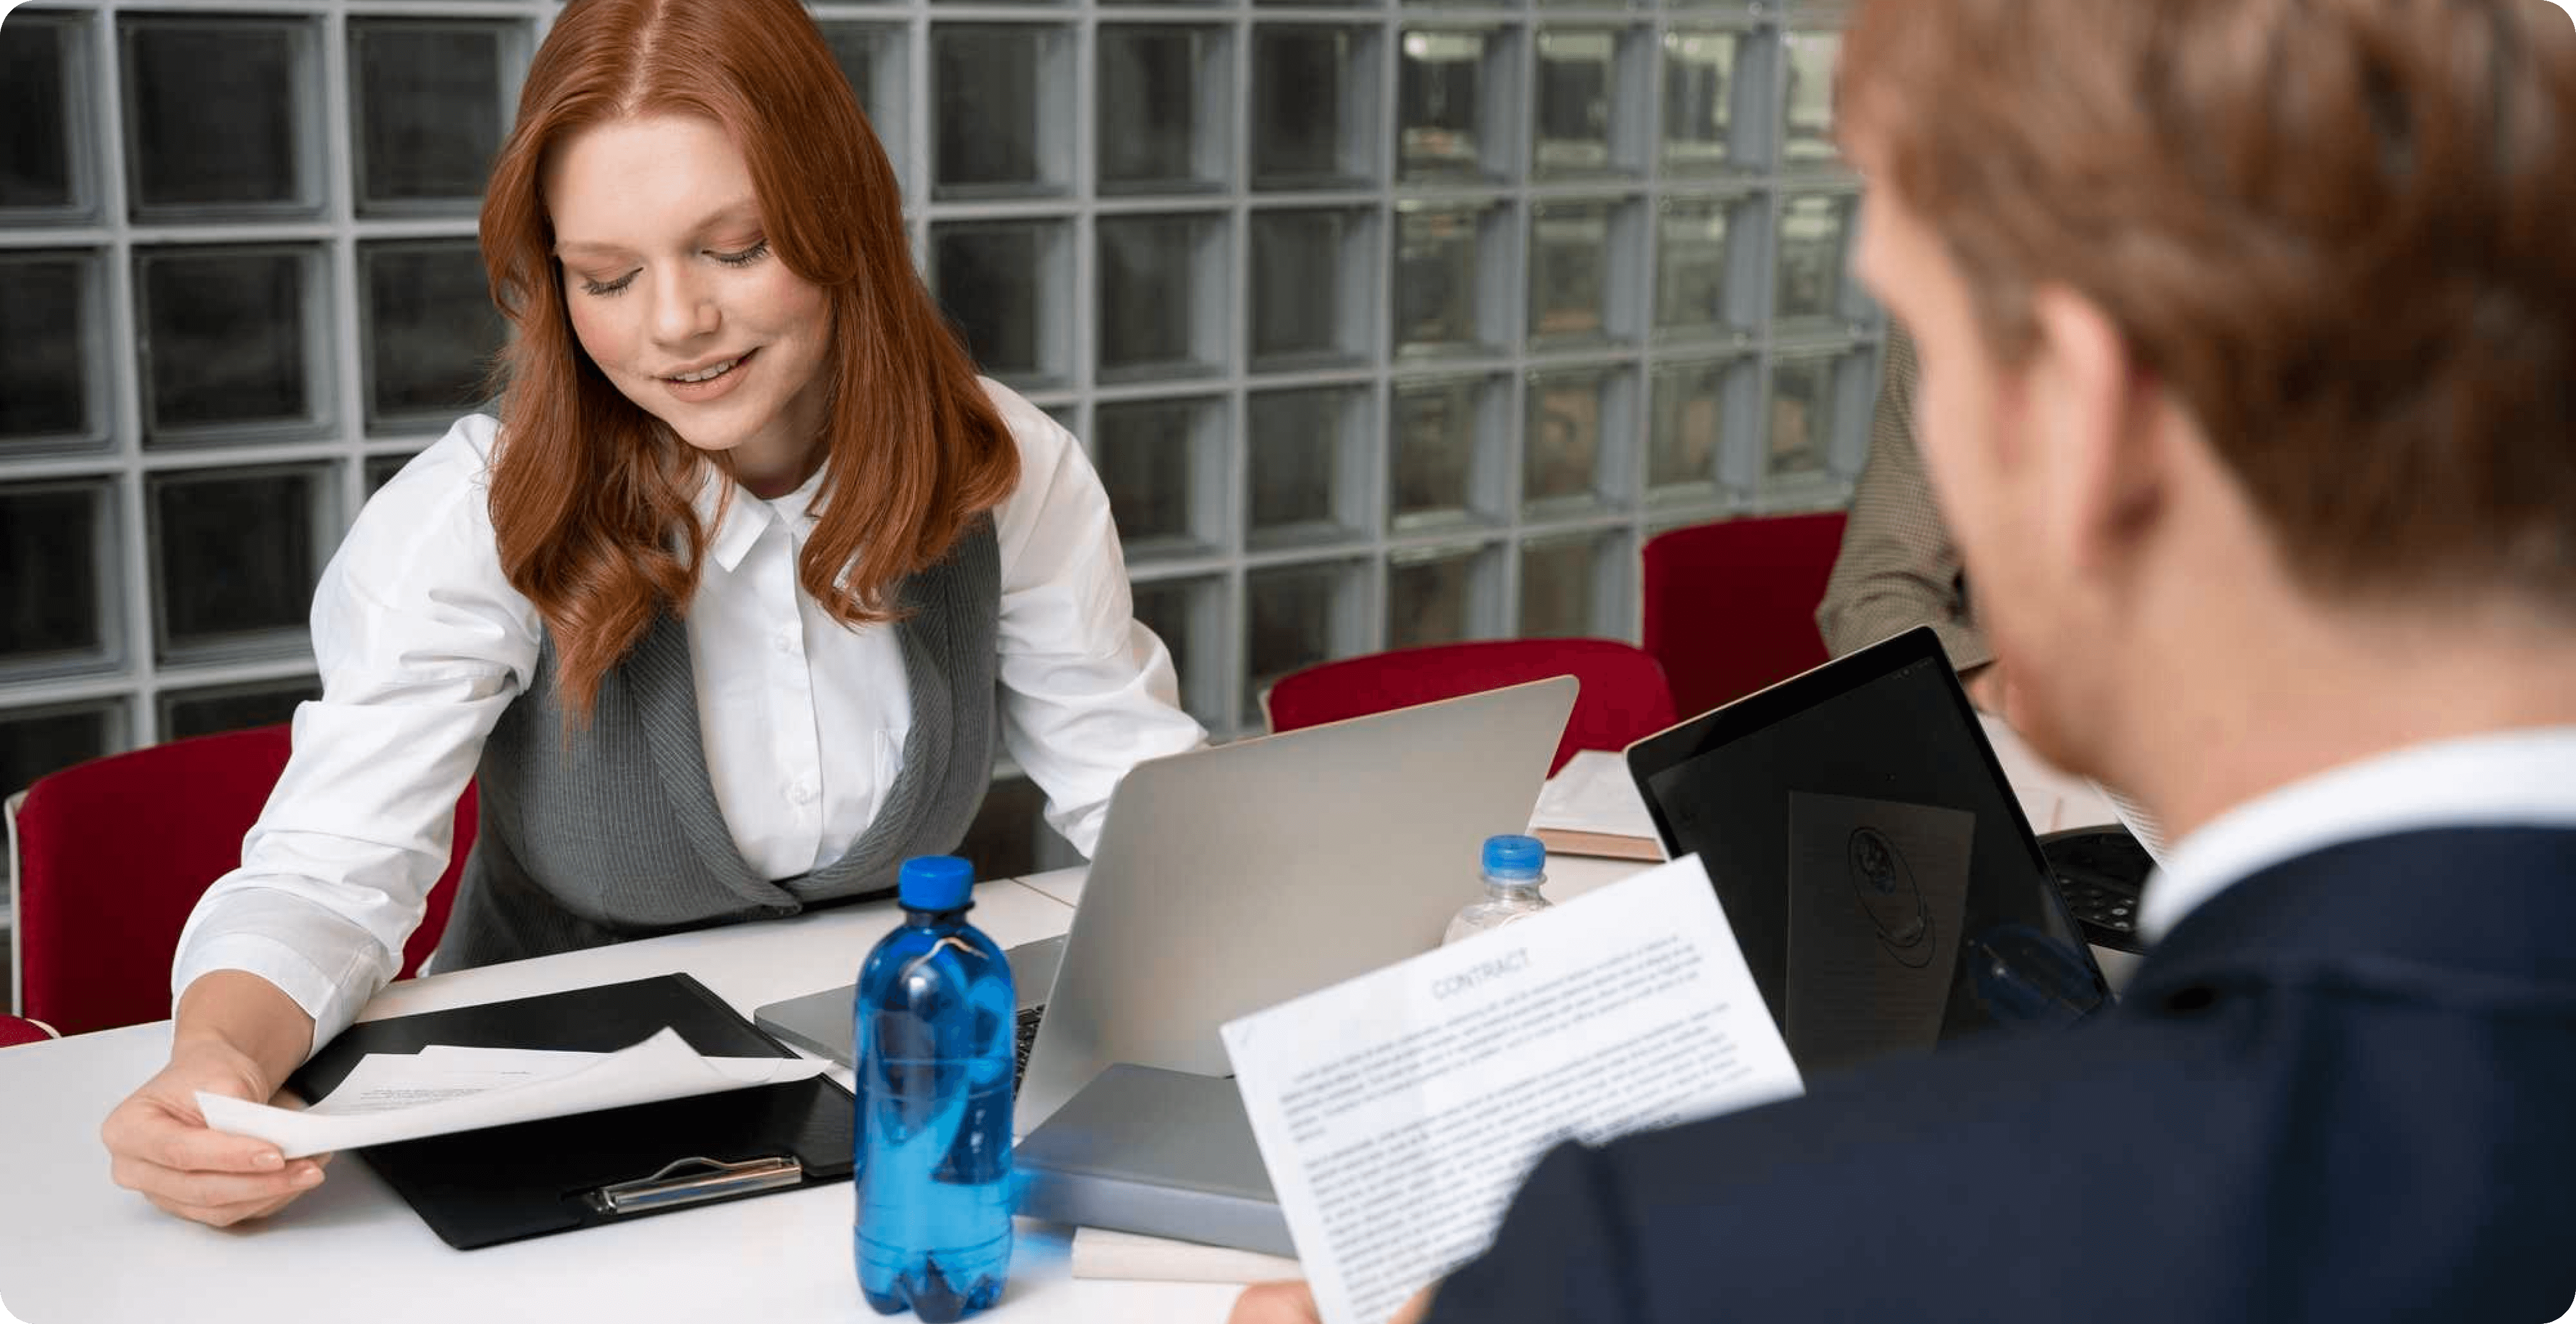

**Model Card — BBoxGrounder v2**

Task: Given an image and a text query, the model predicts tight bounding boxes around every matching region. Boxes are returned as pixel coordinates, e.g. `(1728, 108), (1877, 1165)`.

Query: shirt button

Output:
(772, 631), (798, 655)
(789, 779), (817, 805)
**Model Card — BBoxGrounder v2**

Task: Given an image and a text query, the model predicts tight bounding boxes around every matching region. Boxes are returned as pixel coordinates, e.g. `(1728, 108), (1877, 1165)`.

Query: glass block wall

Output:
(0, 0), (1880, 991)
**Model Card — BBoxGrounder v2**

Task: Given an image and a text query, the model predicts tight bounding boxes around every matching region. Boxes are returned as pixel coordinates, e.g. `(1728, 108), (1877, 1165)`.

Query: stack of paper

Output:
(1068, 1226), (1302, 1284)
(198, 1028), (829, 1158)
(1526, 749), (1666, 861)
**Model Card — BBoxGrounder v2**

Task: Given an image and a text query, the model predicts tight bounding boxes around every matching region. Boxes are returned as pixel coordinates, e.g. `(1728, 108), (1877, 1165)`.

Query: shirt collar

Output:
(2138, 726), (2576, 942)
(690, 462), (829, 574)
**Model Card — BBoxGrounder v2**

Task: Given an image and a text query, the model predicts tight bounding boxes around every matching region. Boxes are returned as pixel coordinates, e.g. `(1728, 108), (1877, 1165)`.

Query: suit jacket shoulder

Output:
(1429, 826), (2576, 1324)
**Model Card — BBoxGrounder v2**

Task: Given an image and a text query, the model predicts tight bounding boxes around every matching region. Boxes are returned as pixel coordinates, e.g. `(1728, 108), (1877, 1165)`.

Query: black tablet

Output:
(1625, 626), (2110, 1079)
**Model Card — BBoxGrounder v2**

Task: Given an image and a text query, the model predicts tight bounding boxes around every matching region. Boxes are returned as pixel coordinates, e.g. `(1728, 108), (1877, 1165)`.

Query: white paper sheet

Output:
(1527, 748), (1661, 841)
(1221, 857), (1802, 1324)
(197, 1028), (829, 1158)
(1067, 1226), (1302, 1284)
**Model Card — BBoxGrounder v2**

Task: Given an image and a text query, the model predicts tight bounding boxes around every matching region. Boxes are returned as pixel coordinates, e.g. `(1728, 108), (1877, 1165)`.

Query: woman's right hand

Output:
(101, 972), (329, 1226)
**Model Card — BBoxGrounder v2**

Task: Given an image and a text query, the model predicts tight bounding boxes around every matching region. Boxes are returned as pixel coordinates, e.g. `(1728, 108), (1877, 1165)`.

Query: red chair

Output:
(6, 724), (475, 1037)
(1264, 638), (1680, 776)
(0, 1013), (57, 1048)
(1641, 511), (1849, 721)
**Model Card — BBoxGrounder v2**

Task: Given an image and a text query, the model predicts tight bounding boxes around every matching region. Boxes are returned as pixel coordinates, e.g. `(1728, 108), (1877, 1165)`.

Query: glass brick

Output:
(1529, 198), (1641, 349)
(1524, 365), (1628, 515)
(1389, 374), (1506, 531)
(1395, 200), (1510, 359)
(364, 453), (419, 494)
(0, 253), (101, 450)
(350, 21), (511, 216)
(1092, 395), (1226, 559)
(1, 14), (83, 214)
(1250, 208), (1378, 372)
(120, 17), (318, 219)
(1662, 28), (1743, 177)
(1399, 27), (1514, 184)
(1249, 385), (1371, 549)
(1767, 353), (1838, 485)
(1534, 28), (1634, 179)
(160, 677), (320, 740)
(932, 25), (1073, 199)
(1519, 530), (1626, 640)
(932, 219), (1072, 390)
(148, 465), (330, 663)
(136, 246), (327, 443)
(1097, 213), (1231, 382)
(361, 240), (506, 434)
(821, 23), (910, 190)
(1775, 191), (1862, 328)
(1649, 356), (1751, 500)
(1783, 30), (1845, 170)
(0, 481), (116, 676)
(0, 702), (124, 803)
(1656, 194), (1756, 339)
(1251, 25), (1379, 190)
(1245, 559), (1364, 729)
(1387, 542), (1499, 652)
(1130, 575), (1226, 729)
(1099, 26), (1230, 195)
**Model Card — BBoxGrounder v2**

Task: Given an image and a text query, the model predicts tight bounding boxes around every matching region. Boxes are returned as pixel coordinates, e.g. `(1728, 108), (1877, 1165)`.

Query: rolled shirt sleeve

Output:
(169, 414), (540, 1056)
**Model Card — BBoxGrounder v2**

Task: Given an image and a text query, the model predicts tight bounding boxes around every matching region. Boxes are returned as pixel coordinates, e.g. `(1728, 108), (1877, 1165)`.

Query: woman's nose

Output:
(650, 267), (719, 345)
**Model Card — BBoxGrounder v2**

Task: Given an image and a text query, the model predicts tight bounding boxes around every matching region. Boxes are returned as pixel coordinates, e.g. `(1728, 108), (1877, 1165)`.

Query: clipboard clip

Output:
(585, 1155), (804, 1216)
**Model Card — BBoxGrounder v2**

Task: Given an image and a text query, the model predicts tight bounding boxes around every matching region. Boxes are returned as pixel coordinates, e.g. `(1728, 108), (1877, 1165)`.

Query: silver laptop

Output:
(755, 676), (1576, 1130)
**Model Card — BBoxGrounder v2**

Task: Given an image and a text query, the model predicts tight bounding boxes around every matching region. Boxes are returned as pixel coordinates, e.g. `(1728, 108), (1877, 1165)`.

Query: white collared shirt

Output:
(2138, 726), (2576, 943)
(171, 382), (1208, 1047)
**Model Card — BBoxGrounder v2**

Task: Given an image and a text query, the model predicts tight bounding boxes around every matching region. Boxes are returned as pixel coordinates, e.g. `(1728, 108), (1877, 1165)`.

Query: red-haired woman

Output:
(102, 0), (1206, 1225)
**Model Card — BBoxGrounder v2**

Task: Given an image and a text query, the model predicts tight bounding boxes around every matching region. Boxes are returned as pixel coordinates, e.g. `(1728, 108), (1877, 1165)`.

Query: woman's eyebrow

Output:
(553, 199), (762, 260)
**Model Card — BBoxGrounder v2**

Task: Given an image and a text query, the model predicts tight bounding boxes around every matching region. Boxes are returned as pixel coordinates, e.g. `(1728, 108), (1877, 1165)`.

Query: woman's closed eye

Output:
(573, 240), (767, 298)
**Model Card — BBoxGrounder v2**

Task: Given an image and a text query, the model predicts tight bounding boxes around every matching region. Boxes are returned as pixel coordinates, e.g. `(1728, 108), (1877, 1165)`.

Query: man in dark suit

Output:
(1232, 0), (2576, 1320)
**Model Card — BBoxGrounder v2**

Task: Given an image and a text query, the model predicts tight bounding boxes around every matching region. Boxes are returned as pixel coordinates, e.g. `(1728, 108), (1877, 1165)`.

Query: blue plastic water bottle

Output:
(853, 856), (1016, 1320)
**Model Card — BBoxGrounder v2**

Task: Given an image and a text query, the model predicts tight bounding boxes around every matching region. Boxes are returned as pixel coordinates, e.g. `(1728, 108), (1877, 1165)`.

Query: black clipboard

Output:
(285, 972), (855, 1250)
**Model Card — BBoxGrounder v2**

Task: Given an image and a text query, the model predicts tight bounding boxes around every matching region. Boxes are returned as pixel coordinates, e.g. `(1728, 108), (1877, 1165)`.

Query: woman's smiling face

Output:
(544, 113), (835, 494)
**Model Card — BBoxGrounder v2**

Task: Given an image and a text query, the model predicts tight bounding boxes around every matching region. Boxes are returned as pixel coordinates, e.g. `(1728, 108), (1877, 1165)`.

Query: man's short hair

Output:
(1838, 0), (2576, 608)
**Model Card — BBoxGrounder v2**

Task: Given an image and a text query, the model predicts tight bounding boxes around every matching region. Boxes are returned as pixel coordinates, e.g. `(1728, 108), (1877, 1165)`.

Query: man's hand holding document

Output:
(1221, 856), (1801, 1324)
(196, 1028), (829, 1158)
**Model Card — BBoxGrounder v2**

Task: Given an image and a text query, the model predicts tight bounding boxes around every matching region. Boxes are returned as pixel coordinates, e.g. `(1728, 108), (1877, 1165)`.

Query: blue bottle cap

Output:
(1482, 834), (1545, 881)
(898, 855), (975, 911)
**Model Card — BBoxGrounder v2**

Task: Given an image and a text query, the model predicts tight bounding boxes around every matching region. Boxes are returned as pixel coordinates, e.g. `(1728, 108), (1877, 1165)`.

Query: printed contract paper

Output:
(1221, 857), (1802, 1324)
(196, 1028), (829, 1158)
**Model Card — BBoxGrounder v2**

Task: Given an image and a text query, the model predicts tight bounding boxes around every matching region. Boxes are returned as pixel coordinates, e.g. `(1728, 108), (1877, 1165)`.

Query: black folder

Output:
(285, 971), (855, 1250)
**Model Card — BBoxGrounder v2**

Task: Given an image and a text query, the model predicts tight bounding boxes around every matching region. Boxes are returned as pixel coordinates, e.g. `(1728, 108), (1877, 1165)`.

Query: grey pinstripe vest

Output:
(435, 519), (1000, 970)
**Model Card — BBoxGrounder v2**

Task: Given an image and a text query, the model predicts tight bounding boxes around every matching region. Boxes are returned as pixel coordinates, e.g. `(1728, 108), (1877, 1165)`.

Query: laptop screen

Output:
(1626, 627), (2108, 1080)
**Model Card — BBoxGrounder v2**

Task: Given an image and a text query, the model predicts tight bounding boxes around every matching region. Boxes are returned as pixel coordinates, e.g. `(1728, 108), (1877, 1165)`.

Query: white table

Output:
(0, 876), (1250, 1324)
(0, 732), (2139, 1324)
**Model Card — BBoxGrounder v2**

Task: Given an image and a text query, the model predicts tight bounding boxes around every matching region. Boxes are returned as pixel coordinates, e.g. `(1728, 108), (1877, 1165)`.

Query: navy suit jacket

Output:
(1426, 827), (2576, 1324)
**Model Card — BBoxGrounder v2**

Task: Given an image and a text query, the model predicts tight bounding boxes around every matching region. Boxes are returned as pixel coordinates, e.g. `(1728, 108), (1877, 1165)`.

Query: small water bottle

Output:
(1443, 834), (1554, 945)
(853, 856), (1016, 1321)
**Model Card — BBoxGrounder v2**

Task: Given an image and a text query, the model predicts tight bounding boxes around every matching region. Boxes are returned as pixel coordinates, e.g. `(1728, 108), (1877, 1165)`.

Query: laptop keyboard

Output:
(1013, 1004), (1044, 1088)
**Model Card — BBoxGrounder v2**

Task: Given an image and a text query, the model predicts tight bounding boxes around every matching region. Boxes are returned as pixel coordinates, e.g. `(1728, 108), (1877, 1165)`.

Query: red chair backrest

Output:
(10, 724), (474, 1037)
(0, 1013), (54, 1048)
(1641, 511), (1849, 721)
(1265, 638), (1679, 776)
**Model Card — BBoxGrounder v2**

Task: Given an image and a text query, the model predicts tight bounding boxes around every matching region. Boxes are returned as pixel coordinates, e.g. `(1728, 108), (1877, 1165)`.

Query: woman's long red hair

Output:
(477, 0), (1016, 719)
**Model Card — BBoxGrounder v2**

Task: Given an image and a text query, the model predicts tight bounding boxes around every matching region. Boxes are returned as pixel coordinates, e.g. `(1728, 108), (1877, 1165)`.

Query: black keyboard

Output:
(1012, 1004), (1044, 1087)
(2038, 827), (2154, 955)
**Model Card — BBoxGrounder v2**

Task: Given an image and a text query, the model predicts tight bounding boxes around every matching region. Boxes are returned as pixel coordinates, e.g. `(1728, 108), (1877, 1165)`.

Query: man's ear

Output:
(2026, 285), (2164, 577)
